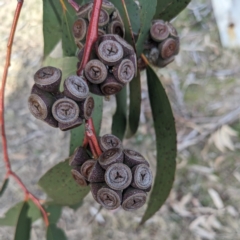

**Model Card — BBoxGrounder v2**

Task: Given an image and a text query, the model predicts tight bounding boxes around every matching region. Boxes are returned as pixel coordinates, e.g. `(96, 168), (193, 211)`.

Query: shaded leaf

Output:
(154, 0), (191, 21)
(126, 70), (141, 138)
(110, 0), (140, 46)
(62, 0), (83, 56)
(45, 204), (62, 224)
(111, 86), (127, 141)
(14, 201), (31, 240)
(0, 200), (41, 226)
(38, 159), (89, 206)
(135, 0), (157, 56)
(43, 56), (78, 90)
(0, 178), (9, 197)
(43, 0), (62, 57)
(47, 223), (67, 240)
(140, 64), (176, 224)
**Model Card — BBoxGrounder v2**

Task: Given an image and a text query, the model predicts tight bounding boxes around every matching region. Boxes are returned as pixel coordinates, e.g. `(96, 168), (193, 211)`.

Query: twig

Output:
(178, 107), (240, 151)
(0, 0), (49, 227)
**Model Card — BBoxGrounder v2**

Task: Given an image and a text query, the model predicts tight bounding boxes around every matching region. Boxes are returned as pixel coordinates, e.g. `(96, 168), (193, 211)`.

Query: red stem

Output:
(73, 0), (103, 158)
(0, 0), (49, 227)
(76, 0), (103, 76)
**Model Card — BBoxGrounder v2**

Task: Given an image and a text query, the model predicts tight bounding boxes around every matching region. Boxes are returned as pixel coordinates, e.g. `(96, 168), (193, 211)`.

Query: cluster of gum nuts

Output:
(28, 66), (94, 131)
(69, 134), (153, 211)
(139, 19), (180, 69)
(72, 0), (137, 96)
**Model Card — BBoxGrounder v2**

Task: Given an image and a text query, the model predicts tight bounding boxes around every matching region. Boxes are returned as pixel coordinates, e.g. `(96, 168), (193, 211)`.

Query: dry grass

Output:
(1, 0), (240, 239)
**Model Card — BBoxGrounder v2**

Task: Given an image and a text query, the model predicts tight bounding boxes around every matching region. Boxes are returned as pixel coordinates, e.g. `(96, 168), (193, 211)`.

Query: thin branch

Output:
(0, 0), (49, 227)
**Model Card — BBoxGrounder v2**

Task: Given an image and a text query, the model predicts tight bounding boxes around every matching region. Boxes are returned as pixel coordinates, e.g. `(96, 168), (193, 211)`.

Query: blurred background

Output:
(1, 0), (240, 239)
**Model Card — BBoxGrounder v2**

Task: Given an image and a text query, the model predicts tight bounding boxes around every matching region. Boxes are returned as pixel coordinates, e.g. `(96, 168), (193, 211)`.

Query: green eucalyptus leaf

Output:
(43, 56), (78, 91)
(43, 0), (62, 57)
(110, 0), (140, 45)
(0, 178), (9, 197)
(135, 0), (157, 56)
(111, 86), (127, 141)
(140, 64), (176, 225)
(45, 204), (62, 224)
(14, 202), (31, 240)
(69, 93), (103, 155)
(47, 224), (67, 240)
(38, 159), (89, 206)
(62, 0), (83, 56)
(126, 70), (141, 138)
(0, 200), (41, 226)
(154, 0), (191, 21)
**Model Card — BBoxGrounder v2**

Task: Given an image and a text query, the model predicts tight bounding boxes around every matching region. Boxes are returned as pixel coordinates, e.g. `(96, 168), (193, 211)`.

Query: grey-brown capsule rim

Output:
(34, 66), (62, 86)
(64, 75), (89, 101)
(99, 134), (122, 151)
(84, 59), (108, 84)
(28, 94), (48, 120)
(52, 98), (80, 124)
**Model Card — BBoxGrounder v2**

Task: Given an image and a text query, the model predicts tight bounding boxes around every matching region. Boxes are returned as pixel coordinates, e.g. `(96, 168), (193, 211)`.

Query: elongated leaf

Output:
(45, 205), (62, 224)
(14, 202), (31, 240)
(0, 200), (41, 226)
(47, 224), (67, 240)
(110, 0), (140, 45)
(126, 70), (141, 138)
(140, 64), (176, 224)
(62, 0), (83, 56)
(112, 86), (127, 141)
(43, 56), (78, 90)
(135, 0), (157, 56)
(39, 159), (89, 206)
(154, 0), (191, 21)
(43, 0), (62, 57)
(0, 178), (9, 197)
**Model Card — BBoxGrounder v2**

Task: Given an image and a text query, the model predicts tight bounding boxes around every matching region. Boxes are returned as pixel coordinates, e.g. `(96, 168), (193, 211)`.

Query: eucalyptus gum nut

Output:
(102, 0), (115, 14)
(100, 74), (124, 96)
(99, 148), (123, 170)
(59, 117), (83, 131)
(112, 34), (135, 57)
(123, 149), (150, 168)
(34, 66), (62, 93)
(69, 146), (90, 167)
(128, 54), (137, 77)
(79, 95), (94, 120)
(71, 169), (88, 187)
(52, 98), (80, 124)
(166, 22), (178, 38)
(90, 183), (105, 203)
(97, 185), (122, 210)
(96, 38), (124, 66)
(76, 2), (93, 18)
(157, 56), (175, 68)
(150, 20), (169, 42)
(105, 163), (132, 190)
(81, 159), (96, 179)
(158, 38), (180, 60)
(147, 47), (160, 65)
(98, 28), (106, 37)
(113, 59), (135, 84)
(88, 8), (109, 27)
(122, 187), (147, 211)
(99, 134), (122, 151)
(84, 59), (108, 84)
(72, 18), (88, 41)
(88, 161), (105, 183)
(88, 82), (105, 96)
(64, 75), (89, 101)
(107, 21), (125, 38)
(75, 40), (84, 50)
(28, 88), (58, 128)
(131, 164), (153, 190)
